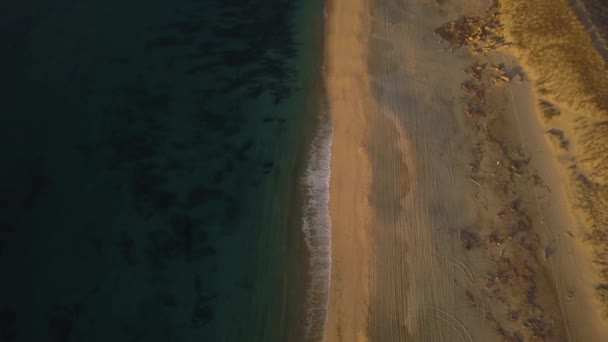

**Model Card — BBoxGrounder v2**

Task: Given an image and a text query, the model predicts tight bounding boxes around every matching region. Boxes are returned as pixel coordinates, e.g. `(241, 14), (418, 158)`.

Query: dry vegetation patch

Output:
(441, 23), (568, 338)
(434, 6), (508, 52)
(499, 0), (608, 314)
(500, 0), (608, 114)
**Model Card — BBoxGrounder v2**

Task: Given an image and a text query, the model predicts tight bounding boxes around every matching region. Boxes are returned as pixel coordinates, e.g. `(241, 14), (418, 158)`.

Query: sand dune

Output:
(499, 0), (608, 319)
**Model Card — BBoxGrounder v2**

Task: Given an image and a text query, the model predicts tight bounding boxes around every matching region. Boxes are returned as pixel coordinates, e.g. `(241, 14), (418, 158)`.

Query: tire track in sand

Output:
(367, 1), (479, 340)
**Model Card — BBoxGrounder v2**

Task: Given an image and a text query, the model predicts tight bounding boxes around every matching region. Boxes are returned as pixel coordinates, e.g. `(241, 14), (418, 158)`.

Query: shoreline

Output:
(269, 0), (330, 340)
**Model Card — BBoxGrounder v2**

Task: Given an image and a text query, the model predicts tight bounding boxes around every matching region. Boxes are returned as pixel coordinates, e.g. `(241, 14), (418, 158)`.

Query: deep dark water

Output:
(0, 0), (323, 341)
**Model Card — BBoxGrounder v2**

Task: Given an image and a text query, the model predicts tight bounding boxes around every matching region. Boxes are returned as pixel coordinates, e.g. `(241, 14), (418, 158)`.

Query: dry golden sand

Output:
(325, 0), (608, 340)
(324, 0), (373, 340)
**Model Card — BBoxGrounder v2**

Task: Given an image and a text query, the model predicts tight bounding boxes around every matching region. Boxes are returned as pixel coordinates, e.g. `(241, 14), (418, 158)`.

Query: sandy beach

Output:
(324, 0), (373, 340)
(324, 0), (608, 340)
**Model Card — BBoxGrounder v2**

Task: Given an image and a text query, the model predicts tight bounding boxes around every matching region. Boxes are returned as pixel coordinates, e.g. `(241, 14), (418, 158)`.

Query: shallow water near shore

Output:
(0, 0), (325, 341)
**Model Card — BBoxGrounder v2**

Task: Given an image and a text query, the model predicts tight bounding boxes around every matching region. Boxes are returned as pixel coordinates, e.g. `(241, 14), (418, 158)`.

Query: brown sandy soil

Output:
(325, 0), (608, 340)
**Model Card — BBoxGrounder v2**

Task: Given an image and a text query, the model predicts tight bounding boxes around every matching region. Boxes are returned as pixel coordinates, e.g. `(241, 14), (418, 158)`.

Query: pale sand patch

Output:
(324, 0), (373, 341)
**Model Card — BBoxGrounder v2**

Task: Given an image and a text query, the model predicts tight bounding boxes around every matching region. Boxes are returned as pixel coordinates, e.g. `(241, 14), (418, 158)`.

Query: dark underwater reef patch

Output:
(98, 0), (300, 244)
(192, 301), (214, 327)
(144, 0), (298, 103)
(144, 213), (215, 266)
(119, 232), (137, 265)
(0, 0), (304, 339)
(0, 156), (51, 235)
(130, 163), (176, 217)
(192, 274), (217, 327)
(47, 303), (83, 342)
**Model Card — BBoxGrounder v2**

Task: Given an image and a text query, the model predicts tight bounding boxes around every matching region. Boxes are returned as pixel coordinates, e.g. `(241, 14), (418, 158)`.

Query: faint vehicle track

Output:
(367, 0), (475, 340)
(426, 306), (474, 342)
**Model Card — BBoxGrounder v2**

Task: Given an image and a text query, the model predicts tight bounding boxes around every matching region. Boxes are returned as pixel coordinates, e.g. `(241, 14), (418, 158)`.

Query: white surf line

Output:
(501, 55), (572, 342)
(301, 111), (333, 341)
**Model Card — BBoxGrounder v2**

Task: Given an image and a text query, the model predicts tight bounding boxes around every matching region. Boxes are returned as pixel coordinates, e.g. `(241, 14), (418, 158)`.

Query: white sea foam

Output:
(301, 111), (333, 341)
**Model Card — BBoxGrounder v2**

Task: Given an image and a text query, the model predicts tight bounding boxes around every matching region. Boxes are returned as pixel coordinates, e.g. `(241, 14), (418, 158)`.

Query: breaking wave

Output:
(301, 111), (333, 341)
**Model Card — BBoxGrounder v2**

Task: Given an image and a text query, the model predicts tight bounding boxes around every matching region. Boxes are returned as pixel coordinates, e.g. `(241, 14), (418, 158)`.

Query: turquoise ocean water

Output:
(0, 0), (327, 341)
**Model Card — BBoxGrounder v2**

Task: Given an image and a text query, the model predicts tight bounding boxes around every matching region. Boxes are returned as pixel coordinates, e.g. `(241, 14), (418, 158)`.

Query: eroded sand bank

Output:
(325, 0), (608, 340)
